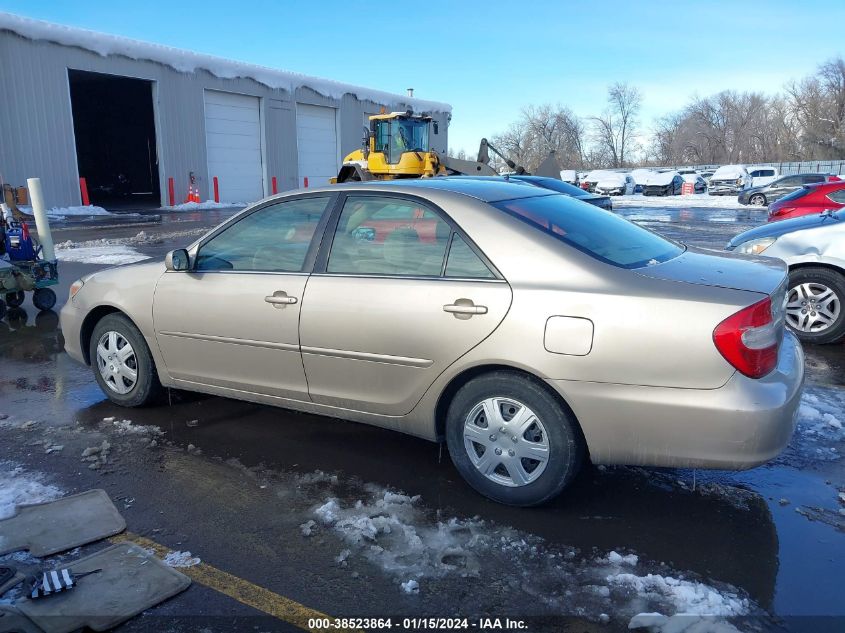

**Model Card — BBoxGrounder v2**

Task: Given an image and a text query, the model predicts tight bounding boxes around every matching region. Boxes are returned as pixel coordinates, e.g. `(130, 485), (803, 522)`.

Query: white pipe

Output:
(26, 177), (55, 261)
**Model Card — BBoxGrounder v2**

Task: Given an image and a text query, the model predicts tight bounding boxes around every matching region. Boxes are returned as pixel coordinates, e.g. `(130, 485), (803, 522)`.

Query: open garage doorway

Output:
(68, 69), (161, 209)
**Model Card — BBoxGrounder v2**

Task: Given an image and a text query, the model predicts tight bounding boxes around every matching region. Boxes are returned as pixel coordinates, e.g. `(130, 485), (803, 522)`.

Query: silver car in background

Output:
(728, 209), (845, 344)
(61, 179), (804, 506)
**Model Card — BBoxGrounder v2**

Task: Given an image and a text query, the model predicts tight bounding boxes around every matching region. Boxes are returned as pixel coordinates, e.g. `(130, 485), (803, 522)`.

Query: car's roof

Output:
(330, 176), (558, 203)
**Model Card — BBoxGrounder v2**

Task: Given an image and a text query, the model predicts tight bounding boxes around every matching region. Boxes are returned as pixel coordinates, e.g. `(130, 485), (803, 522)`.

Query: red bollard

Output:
(213, 176), (220, 203)
(271, 176), (278, 194)
(79, 177), (90, 206)
(304, 177), (309, 188)
(168, 177), (175, 207)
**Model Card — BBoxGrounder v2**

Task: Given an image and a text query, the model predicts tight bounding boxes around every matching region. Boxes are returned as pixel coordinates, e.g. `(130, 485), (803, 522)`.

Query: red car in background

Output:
(768, 181), (845, 222)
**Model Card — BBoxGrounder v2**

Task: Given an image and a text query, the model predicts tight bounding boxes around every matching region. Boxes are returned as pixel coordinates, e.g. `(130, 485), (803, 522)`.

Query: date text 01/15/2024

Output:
(307, 618), (528, 630)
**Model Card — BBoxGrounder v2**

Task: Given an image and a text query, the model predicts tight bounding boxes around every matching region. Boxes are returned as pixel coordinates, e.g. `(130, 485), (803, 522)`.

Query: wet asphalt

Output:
(1, 201), (844, 633)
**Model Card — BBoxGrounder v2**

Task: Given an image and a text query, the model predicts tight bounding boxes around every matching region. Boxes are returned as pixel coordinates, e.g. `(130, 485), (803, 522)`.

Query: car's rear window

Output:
(493, 195), (683, 269)
(779, 187), (812, 203)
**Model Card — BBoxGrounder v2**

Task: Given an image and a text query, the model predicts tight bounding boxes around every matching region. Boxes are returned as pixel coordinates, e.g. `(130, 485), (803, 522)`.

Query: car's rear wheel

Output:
(445, 371), (584, 506)
(89, 313), (163, 406)
(750, 194), (767, 206)
(786, 267), (845, 344)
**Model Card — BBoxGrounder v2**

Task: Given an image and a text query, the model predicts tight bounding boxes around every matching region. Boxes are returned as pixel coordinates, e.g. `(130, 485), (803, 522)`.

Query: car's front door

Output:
(152, 195), (334, 398)
(298, 194), (513, 415)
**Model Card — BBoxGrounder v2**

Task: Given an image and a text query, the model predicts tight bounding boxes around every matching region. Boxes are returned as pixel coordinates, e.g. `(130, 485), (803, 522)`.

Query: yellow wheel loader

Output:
(332, 110), (548, 183)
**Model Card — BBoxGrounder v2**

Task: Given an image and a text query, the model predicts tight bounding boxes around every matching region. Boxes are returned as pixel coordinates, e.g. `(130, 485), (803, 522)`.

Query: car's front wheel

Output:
(786, 267), (845, 344)
(89, 313), (163, 406)
(446, 371), (584, 506)
(750, 193), (767, 206)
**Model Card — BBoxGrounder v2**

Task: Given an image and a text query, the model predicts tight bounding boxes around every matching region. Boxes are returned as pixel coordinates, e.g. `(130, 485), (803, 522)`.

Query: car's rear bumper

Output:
(548, 331), (804, 469)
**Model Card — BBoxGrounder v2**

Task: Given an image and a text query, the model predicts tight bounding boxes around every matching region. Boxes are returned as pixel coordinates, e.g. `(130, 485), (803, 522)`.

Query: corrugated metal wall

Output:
(0, 30), (449, 208)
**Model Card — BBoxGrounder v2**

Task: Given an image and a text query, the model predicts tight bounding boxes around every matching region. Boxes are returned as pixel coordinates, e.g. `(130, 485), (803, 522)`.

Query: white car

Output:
(747, 166), (780, 188)
(708, 165), (753, 196)
(592, 172), (635, 196)
(728, 209), (845, 344)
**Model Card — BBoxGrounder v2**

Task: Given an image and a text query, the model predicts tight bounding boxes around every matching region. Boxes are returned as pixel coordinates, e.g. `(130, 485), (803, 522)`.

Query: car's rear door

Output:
(298, 193), (512, 415)
(152, 194), (334, 399)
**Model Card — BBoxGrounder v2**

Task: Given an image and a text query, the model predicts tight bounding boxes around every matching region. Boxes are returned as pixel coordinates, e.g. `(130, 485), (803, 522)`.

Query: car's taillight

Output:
(713, 295), (783, 379)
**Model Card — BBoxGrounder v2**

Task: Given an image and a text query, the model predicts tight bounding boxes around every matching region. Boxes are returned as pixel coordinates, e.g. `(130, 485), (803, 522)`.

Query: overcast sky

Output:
(2, 0), (843, 153)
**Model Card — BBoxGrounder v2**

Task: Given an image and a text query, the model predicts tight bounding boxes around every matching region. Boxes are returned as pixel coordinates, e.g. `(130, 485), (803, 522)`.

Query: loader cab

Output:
(372, 114), (431, 165)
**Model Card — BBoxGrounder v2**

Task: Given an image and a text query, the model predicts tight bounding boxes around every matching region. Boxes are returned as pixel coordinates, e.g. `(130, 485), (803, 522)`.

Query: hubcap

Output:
(751, 195), (765, 206)
(463, 397), (549, 488)
(96, 331), (138, 394)
(786, 282), (840, 333)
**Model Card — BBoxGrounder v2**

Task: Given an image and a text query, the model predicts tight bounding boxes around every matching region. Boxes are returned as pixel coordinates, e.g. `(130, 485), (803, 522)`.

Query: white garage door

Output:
(296, 104), (338, 188)
(204, 90), (263, 203)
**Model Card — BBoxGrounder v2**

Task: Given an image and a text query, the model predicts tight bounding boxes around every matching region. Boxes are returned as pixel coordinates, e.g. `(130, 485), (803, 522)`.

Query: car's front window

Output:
(492, 195), (683, 269)
(195, 196), (331, 272)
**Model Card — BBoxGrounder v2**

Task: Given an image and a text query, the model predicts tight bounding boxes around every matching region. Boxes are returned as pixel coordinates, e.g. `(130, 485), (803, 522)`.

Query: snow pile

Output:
(19, 204), (111, 219)
(163, 550), (201, 567)
(163, 200), (245, 211)
(308, 484), (755, 622)
(609, 573), (749, 616)
(681, 173), (702, 183)
(0, 462), (63, 520)
(0, 12), (451, 113)
(106, 417), (165, 438)
(55, 244), (150, 265)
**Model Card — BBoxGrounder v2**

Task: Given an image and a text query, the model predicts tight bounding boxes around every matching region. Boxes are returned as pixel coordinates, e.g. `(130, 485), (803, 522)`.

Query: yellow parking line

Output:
(111, 532), (351, 632)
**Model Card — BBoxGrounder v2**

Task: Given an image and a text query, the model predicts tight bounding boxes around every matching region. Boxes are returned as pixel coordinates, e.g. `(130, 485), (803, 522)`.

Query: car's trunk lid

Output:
(634, 246), (787, 295)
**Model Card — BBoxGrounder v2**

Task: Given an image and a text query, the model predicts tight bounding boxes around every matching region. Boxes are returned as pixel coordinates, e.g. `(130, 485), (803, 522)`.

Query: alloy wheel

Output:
(96, 331), (138, 394)
(463, 397), (550, 487)
(750, 194), (766, 206)
(786, 282), (841, 333)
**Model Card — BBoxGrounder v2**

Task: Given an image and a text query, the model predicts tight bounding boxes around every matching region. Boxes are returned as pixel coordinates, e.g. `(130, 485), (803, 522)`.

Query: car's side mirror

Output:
(165, 249), (190, 271)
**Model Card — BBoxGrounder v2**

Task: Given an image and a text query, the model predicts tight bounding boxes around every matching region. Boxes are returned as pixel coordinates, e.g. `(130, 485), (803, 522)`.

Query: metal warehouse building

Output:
(0, 13), (450, 209)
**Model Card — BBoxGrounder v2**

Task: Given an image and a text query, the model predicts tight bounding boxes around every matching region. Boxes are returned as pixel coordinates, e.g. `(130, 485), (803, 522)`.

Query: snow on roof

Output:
(712, 164), (748, 179)
(644, 171), (679, 186)
(628, 168), (656, 184)
(595, 172), (627, 186)
(0, 12), (451, 113)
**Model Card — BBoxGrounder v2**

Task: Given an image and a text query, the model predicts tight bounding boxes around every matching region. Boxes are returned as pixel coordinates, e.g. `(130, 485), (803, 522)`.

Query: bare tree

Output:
(590, 83), (642, 167)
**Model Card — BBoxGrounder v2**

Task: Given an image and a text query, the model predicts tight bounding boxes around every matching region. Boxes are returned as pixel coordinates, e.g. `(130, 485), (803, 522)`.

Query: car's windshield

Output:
(375, 118), (430, 164)
(493, 195), (683, 269)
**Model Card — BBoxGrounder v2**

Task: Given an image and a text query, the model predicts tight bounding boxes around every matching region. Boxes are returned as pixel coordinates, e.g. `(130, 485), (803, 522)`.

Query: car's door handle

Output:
(443, 300), (487, 317)
(265, 291), (298, 307)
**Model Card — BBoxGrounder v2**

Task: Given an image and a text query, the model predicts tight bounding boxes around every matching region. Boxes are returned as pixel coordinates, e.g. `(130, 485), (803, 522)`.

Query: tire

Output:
(445, 371), (585, 506)
(5, 291), (24, 308)
(89, 313), (163, 406)
(750, 194), (767, 206)
(32, 288), (56, 311)
(786, 267), (845, 344)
